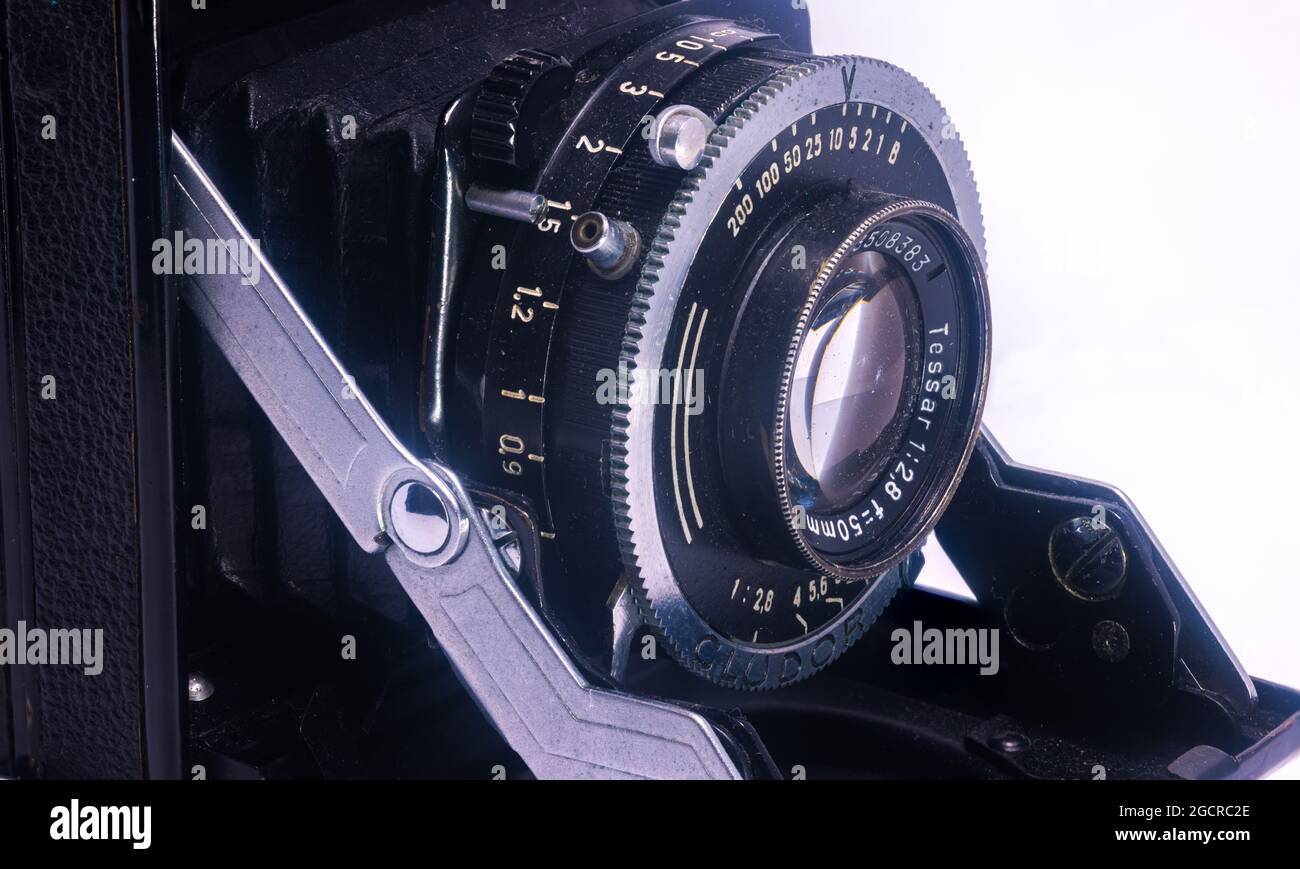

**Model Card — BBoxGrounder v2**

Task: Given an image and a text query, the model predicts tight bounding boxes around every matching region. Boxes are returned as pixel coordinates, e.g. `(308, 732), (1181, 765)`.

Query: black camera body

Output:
(175, 0), (824, 648)
(1, 0), (1297, 780)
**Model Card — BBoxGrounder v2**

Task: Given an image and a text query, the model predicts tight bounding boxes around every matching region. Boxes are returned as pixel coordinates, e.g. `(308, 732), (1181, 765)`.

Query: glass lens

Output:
(787, 250), (919, 511)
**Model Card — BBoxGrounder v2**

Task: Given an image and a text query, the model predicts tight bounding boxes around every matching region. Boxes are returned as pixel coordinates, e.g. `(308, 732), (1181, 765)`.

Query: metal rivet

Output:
(389, 481), (452, 555)
(991, 732), (1028, 753)
(188, 673), (214, 703)
(1091, 619), (1131, 663)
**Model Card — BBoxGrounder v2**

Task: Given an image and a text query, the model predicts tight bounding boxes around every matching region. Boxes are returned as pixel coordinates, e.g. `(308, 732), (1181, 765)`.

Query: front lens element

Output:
(787, 251), (920, 511)
(770, 197), (990, 579)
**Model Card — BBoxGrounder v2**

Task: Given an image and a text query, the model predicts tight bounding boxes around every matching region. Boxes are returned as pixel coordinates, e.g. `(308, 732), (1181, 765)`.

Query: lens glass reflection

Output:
(787, 250), (919, 511)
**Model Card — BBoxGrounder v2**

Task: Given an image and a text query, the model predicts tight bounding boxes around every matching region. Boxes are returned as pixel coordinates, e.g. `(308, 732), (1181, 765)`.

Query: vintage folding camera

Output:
(1, 0), (1296, 781)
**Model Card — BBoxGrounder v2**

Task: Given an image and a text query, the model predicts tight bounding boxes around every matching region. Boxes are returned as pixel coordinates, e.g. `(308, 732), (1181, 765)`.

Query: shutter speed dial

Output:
(609, 56), (990, 688)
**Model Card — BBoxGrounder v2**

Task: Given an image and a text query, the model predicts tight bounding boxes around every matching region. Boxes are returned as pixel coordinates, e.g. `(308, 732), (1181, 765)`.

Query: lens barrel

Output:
(719, 193), (990, 579)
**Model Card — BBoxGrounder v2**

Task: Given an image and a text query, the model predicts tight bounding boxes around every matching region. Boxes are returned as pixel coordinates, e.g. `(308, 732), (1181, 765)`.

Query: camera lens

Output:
(466, 47), (992, 686)
(714, 193), (988, 581)
(786, 249), (921, 512)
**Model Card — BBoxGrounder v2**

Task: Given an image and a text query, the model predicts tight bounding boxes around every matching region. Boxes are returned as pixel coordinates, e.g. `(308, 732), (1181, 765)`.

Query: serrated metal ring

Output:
(611, 55), (986, 688)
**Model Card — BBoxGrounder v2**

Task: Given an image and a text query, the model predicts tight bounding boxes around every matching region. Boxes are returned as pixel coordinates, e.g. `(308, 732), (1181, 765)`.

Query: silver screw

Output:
(647, 105), (716, 171)
(188, 673), (214, 703)
(570, 211), (641, 279)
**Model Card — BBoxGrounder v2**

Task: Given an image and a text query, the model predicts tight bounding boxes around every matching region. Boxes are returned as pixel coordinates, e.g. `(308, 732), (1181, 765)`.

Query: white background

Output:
(809, 0), (1300, 779)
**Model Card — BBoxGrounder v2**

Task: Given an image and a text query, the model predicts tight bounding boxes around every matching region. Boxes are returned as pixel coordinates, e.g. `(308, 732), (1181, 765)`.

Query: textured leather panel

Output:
(0, 104), (14, 774)
(4, 1), (144, 777)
